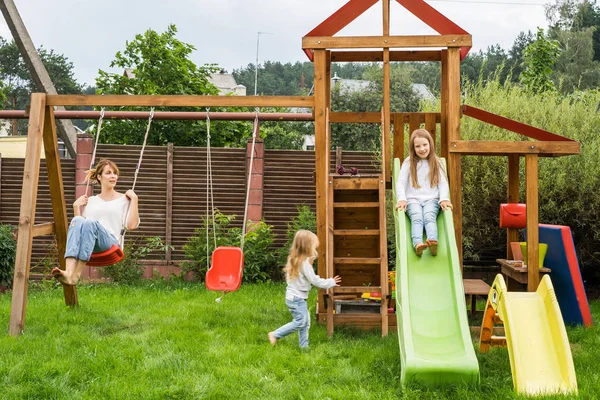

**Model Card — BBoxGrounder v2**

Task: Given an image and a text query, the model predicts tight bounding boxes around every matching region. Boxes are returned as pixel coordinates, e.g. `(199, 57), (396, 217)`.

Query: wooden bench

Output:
(463, 279), (491, 317)
(496, 259), (551, 290)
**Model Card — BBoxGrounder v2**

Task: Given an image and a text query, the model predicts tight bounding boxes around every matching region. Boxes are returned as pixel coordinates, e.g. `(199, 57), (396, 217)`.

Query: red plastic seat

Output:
(87, 244), (124, 267)
(205, 246), (244, 292)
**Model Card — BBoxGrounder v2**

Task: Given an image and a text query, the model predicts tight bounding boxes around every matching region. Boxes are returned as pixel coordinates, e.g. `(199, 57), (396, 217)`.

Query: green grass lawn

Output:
(0, 281), (598, 400)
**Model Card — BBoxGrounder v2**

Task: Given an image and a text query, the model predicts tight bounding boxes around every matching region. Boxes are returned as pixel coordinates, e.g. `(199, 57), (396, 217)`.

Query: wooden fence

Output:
(0, 145), (379, 270)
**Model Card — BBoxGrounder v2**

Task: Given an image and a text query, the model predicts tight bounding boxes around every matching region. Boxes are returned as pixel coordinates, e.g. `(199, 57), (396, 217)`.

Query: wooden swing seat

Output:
(205, 246), (244, 292)
(87, 244), (124, 267)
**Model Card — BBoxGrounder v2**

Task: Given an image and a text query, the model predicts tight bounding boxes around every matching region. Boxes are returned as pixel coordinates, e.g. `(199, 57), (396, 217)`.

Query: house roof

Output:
(303, 0), (470, 60)
(209, 72), (239, 90)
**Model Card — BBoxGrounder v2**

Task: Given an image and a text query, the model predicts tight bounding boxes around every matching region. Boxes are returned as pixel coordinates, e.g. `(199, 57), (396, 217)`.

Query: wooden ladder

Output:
(325, 173), (388, 336)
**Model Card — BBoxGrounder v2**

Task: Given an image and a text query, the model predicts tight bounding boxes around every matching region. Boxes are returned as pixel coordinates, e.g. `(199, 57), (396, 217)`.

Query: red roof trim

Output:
(302, 0), (472, 61)
(303, 0), (379, 61)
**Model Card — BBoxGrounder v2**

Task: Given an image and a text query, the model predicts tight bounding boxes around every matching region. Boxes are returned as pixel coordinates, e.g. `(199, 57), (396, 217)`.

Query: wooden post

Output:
(382, 0), (391, 182)
(42, 106), (77, 306)
(525, 154), (539, 291)
(507, 155), (519, 259)
(425, 113), (437, 149)
(9, 93), (46, 336)
(440, 49), (449, 162)
(313, 49), (329, 328)
(166, 143), (173, 264)
(392, 114), (403, 162)
(446, 48), (463, 268)
(335, 146), (342, 167)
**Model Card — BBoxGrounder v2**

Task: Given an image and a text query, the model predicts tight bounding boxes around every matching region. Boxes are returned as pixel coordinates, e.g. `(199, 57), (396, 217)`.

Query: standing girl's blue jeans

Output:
(64, 216), (119, 261)
(272, 297), (310, 348)
(406, 200), (440, 248)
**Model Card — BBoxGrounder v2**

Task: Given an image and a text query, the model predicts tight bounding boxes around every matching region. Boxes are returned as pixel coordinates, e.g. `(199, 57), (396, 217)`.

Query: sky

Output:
(0, 0), (549, 88)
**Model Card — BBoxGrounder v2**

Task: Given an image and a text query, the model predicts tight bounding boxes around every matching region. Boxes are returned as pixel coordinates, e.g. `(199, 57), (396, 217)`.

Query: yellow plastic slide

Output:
(480, 274), (577, 396)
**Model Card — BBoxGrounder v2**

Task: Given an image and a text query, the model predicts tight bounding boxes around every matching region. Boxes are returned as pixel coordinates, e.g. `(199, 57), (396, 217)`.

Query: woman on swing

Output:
(52, 159), (140, 286)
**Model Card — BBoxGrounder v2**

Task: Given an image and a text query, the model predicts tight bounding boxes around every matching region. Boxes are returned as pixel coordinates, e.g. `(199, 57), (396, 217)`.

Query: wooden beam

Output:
(462, 105), (576, 142)
(383, 0), (390, 36)
(507, 155), (520, 259)
(448, 140), (580, 156)
(446, 48), (463, 268)
(9, 93), (45, 336)
(330, 50), (442, 62)
(440, 49), (449, 161)
(32, 222), (54, 237)
(378, 175), (388, 336)
(409, 113), (421, 136)
(303, 35), (472, 50)
(327, 130), (335, 338)
(392, 114), (404, 162)
(42, 106), (77, 306)
(526, 154), (540, 291)
(425, 112), (437, 147)
(46, 95), (314, 108)
(383, 46), (391, 183)
(313, 49), (329, 332)
(330, 112), (441, 124)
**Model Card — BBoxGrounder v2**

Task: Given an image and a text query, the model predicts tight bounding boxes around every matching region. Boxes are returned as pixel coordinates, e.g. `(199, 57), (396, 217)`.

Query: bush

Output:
(276, 205), (317, 268)
(182, 210), (277, 283)
(0, 225), (17, 289)
(103, 236), (172, 284)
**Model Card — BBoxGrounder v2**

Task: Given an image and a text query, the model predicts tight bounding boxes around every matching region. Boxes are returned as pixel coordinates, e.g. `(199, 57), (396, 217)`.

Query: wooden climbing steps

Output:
(319, 173), (389, 336)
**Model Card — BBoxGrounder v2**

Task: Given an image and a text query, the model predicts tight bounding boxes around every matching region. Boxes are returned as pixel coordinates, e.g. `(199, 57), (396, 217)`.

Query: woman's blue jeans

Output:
(272, 297), (310, 348)
(64, 216), (119, 261)
(406, 199), (440, 248)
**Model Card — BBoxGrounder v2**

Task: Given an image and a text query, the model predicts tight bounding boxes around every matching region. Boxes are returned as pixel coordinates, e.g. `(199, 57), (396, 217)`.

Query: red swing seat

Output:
(205, 246), (244, 292)
(87, 244), (124, 267)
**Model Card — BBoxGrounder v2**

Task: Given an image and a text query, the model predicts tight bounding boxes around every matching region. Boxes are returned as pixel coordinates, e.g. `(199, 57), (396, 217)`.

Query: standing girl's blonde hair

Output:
(408, 129), (442, 189)
(284, 230), (319, 280)
(269, 229), (340, 348)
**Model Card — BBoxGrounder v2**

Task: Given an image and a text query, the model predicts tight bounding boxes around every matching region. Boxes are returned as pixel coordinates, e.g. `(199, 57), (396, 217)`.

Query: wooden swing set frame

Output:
(9, 0), (580, 337)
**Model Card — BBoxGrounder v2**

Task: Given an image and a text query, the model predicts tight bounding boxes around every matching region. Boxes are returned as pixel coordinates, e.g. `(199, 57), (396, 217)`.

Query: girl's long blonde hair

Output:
(284, 230), (319, 280)
(85, 159), (120, 185)
(408, 129), (442, 189)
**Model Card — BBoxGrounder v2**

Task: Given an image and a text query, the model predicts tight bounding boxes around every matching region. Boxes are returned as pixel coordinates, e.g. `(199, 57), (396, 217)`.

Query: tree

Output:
(554, 27), (600, 92)
(0, 37), (82, 134)
(96, 24), (250, 147)
(520, 28), (561, 94)
(330, 64), (420, 151)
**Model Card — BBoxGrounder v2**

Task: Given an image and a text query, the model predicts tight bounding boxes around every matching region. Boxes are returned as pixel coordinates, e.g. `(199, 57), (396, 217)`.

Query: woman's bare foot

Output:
(415, 242), (428, 256)
(268, 332), (277, 346)
(52, 267), (73, 286)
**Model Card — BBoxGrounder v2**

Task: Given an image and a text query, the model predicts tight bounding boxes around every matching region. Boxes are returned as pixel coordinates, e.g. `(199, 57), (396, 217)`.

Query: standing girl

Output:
(52, 159), (140, 285)
(268, 230), (341, 348)
(395, 129), (452, 256)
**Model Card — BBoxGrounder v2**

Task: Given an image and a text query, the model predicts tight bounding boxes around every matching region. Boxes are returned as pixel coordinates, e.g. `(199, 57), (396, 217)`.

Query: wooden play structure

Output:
(8, 0), (579, 338)
(302, 0), (579, 337)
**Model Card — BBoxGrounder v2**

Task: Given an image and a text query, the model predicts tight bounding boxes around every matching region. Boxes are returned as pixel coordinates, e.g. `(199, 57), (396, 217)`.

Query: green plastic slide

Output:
(393, 158), (479, 386)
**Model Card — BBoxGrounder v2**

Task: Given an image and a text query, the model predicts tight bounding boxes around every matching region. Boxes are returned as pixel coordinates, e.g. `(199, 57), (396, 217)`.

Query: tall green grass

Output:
(0, 282), (598, 399)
